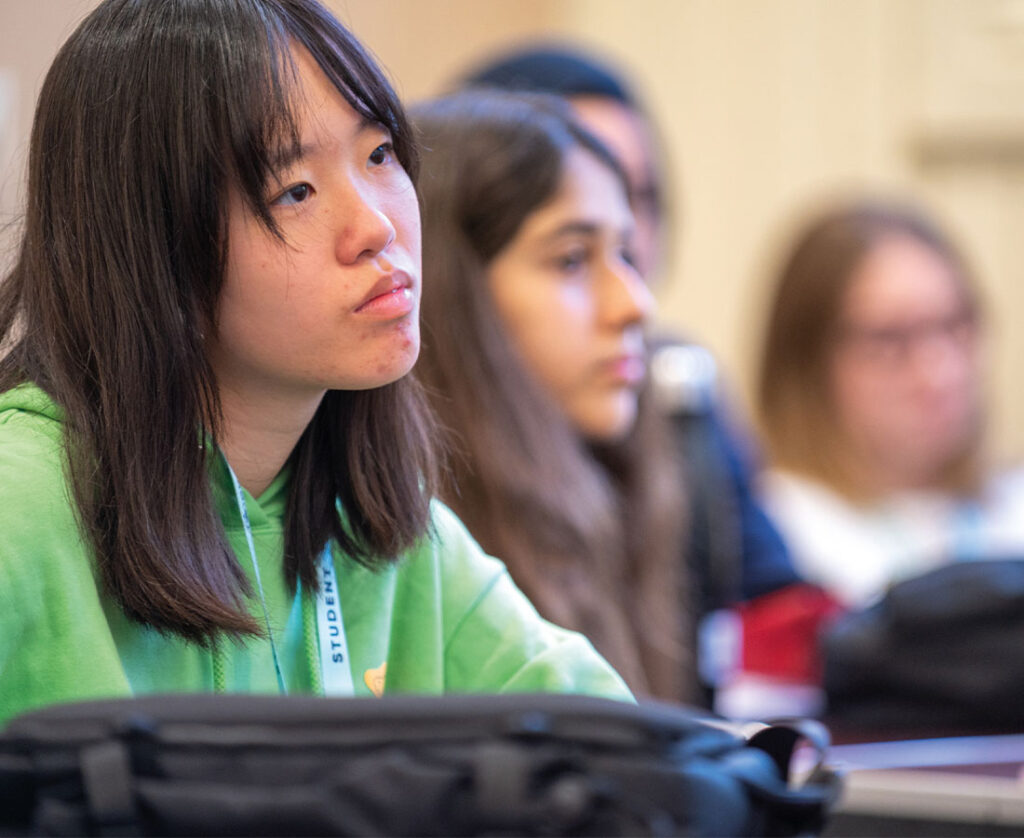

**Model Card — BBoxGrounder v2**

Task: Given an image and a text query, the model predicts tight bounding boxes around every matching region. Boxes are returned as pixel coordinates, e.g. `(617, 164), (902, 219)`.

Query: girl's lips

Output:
(355, 272), (415, 317)
(606, 354), (647, 386)
(355, 285), (415, 318)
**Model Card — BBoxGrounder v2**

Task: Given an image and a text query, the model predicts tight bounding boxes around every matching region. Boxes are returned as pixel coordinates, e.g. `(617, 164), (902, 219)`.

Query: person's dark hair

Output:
(458, 43), (667, 276)
(0, 0), (436, 645)
(756, 198), (982, 498)
(412, 90), (690, 701)
(459, 44), (637, 105)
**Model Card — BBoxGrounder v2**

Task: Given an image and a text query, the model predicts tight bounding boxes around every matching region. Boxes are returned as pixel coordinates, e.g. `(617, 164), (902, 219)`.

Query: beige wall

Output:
(4, 1), (1024, 460)
(0, 1), (96, 255)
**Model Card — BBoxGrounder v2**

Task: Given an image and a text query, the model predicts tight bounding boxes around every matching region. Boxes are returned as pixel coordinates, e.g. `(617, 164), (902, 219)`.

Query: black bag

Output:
(823, 557), (1024, 732)
(0, 693), (837, 837)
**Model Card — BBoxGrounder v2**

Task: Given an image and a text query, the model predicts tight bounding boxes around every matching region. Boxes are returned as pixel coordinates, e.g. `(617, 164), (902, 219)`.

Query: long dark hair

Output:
(412, 91), (690, 701)
(0, 0), (436, 645)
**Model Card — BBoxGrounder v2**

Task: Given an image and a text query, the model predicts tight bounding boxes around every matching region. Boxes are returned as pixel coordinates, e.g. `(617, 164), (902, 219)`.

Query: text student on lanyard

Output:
(227, 459), (355, 697)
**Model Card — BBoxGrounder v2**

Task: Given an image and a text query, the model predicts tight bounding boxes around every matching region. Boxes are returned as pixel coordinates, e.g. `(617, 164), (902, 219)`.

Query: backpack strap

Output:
(80, 739), (136, 836)
(745, 717), (832, 785)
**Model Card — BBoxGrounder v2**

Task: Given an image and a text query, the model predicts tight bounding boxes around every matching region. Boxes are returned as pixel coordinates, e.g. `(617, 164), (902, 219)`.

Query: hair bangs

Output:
(277, 0), (419, 180)
(225, 1), (418, 239)
(216, 11), (303, 239)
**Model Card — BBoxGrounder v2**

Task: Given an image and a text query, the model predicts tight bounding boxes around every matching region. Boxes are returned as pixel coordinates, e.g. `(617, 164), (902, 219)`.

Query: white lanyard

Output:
(951, 500), (983, 560)
(315, 547), (355, 696)
(224, 459), (354, 696)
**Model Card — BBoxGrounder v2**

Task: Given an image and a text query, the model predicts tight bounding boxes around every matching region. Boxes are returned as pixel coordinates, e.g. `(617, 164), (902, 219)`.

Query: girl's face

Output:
(829, 233), (981, 489)
(487, 147), (653, 441)
(209, 48), (421, 412)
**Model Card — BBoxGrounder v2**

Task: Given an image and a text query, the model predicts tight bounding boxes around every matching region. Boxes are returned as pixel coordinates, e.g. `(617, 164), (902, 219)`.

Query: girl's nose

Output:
(601, 259), (654, 328)
(334, 188), (397, 264)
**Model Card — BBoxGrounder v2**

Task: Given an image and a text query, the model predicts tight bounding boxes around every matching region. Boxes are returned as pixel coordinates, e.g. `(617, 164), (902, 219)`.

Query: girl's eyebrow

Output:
(540, 219), (634, 245)
(541, 221), (600, 242)
(271, 142), (317, 173)
(270, 115), (386, 172)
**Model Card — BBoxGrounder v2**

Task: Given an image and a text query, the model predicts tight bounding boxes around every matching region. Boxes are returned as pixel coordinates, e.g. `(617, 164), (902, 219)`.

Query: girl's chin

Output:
(575, 401), (639, 443)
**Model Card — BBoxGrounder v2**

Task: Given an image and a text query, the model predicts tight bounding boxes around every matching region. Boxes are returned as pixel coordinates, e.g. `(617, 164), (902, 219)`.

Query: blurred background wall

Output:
(3, 0), (1024, 460)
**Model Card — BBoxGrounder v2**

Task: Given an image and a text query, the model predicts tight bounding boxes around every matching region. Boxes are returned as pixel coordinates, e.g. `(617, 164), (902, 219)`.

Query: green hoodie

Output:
(0, 384), (630, 724)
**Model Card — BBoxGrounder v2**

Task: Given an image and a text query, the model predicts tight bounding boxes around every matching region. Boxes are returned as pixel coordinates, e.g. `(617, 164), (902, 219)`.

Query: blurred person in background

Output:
(457, 43), (803, 634)
(756, 198), (1024, 609)
(412, 90), (697, 703)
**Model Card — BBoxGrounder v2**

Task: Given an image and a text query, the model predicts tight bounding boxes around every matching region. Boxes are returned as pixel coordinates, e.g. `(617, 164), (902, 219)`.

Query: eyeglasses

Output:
(837, 310), (977, 366)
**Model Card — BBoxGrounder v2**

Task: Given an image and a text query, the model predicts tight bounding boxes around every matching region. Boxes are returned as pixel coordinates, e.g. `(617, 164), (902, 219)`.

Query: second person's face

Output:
(487, 147), (654, 441)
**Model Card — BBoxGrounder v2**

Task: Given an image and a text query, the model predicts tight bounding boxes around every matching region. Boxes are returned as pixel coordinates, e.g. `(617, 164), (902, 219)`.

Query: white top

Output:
(759, 467), (1024, 608)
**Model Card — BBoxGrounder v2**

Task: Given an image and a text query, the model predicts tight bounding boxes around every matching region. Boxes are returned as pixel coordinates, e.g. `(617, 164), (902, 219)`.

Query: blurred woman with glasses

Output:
(756, 198), (1024, 608)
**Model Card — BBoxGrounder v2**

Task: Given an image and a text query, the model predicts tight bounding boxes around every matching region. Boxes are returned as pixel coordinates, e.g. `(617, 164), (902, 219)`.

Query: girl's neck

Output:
(216, 384), (324, 497)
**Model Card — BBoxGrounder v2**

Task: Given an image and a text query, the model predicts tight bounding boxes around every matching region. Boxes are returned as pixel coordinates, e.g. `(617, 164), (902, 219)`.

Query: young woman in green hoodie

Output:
(0, 0), (629, 724)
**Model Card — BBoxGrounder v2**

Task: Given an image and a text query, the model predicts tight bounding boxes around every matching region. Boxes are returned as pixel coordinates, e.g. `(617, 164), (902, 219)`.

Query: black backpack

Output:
(0, 693), (837, 837)
(823, 558), (1024, 733)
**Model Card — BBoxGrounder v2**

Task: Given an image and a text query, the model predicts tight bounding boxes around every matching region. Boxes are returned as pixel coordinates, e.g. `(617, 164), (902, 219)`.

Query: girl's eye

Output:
(369, 142), (394, 167)
(272, 183), (313, 207)
(555, 248), (589, 273)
